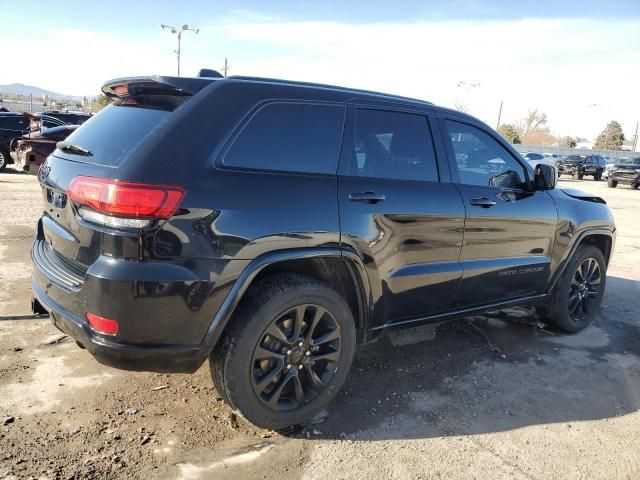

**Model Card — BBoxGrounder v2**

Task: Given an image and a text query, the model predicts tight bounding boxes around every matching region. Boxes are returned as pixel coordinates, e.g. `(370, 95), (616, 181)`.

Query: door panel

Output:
(455, 186), (557, 306)
(340, 177), (465, 325)
(440, 117), (558, 307)
(338, 107), (466, 327)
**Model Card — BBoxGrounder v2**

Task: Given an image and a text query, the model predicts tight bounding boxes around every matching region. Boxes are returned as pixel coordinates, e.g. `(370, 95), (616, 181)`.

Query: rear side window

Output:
(55, 104), (171, 167)
(223, 102), (346, 175)
(350, 109), (438, 182)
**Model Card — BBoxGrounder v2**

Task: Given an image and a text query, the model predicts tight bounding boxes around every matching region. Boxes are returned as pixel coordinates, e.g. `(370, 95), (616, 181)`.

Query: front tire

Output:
(210, 273), (356, 429)
(540, 245), (606, 333)
(608, 179), (618, 188)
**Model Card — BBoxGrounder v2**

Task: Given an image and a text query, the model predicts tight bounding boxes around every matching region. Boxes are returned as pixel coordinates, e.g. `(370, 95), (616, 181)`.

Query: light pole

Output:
(161, 23), (199, 76)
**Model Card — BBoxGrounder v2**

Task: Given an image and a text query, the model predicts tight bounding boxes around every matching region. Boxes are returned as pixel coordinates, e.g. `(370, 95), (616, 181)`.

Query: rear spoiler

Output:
(101, 75), (218, 98)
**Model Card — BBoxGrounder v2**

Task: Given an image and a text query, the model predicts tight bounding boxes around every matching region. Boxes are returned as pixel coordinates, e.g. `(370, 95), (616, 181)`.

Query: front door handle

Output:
(348, 192), (386, 204)
(469, 197), (496, 208)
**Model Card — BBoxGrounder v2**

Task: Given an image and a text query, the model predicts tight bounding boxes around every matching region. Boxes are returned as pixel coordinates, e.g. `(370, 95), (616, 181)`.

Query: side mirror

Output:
(489, 170), (521, 189)
(534, 164), (557, 190)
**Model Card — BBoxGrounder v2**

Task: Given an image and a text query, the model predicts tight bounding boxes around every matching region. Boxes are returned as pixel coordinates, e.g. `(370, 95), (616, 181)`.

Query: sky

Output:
(1, 0), (639, 141)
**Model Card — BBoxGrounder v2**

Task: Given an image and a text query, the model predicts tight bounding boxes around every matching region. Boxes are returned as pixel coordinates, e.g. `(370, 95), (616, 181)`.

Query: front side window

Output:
(223, 102), (345, 174)
(444, 120), (528, 189)
(350, 109), (438, 182)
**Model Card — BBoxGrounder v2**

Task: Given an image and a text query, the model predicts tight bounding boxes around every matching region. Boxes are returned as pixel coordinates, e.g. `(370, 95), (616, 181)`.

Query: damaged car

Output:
(11, 125), (79, 174)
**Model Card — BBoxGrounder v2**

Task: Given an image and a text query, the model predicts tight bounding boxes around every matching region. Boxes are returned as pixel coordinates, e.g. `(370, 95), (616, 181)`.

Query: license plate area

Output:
(46, 188), (67, 209)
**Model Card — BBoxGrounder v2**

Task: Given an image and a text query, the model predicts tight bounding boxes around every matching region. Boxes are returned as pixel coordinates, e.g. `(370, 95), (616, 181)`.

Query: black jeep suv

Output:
(607, 156), (640, 189)
(557, 154), (607, 180)
(31, 73), (616, 429)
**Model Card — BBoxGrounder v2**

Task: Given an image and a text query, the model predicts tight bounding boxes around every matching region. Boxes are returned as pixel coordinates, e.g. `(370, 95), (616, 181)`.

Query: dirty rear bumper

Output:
(32, 277), (207, 373)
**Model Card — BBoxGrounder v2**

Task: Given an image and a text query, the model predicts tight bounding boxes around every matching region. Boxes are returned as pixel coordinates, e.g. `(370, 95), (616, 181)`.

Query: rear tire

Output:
(210, 273), (356, 430)
(0, 147), (9, 172)
(539, 245), (606, 333)
(608, 179), (618, 188)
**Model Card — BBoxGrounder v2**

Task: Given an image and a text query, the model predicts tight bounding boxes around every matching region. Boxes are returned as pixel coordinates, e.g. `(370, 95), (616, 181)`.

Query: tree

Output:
(453, 102), (469, 113)
(558, 136), (577, 148)
(594, 121), (625, 150)
(524, 127), (556, 146)
(516, 109), (548, 143)
(497, 124), (521, 144)
(91, 94), (112, 113)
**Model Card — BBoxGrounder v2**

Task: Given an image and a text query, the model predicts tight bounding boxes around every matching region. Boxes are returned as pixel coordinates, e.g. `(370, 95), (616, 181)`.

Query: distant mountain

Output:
(0, 83), (80, 99)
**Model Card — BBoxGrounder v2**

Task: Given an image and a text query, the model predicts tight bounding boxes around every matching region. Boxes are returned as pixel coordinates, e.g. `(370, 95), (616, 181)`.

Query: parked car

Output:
(31, 73), (615, 429)
(602, 162), (615, 180)
(0, 112), (30, 171)
(607, 157), (640, 189)
(10, 125), (79, 174)
(39, 110), (91, 129)
(557, 154), (606, 180)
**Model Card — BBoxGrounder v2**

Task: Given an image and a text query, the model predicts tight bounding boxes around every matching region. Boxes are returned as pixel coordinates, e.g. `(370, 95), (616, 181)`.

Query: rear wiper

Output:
(56, 141), (93, 156)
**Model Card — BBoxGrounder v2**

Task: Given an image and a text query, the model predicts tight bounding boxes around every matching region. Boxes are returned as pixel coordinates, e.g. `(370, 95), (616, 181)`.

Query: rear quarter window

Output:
(222, 102), (346, 175)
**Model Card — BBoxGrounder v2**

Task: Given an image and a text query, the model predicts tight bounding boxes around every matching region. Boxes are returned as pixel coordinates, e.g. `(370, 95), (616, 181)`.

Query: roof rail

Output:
(228, 75), (433, 106)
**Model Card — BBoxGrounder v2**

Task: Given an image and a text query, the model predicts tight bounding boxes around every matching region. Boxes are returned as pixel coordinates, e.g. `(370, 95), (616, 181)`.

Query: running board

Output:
(373, 294), (548, 331)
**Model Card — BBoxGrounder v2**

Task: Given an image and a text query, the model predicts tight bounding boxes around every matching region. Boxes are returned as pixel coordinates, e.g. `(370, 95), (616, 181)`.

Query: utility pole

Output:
(632, 121), (638, 152)
(496, 100), (503, 130)
(222, 58), (230, 77)
(161, 23), (199, 76)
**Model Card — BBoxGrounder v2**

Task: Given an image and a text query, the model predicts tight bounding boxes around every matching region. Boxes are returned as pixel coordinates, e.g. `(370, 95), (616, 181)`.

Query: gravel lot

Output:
(1, 169), (639, 480)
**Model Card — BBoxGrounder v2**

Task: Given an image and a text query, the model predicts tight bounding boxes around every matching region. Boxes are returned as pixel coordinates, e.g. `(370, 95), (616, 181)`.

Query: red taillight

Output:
(67, 176), (185, 219)
(86, 312), (119, 336)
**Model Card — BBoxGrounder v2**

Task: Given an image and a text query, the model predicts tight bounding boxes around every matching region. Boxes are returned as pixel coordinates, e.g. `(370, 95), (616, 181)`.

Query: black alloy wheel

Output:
(567, 258), (602, 323)
(538, 245), (607, 333)
(209, 273), (356, 429)
(250, 304), (341, 411)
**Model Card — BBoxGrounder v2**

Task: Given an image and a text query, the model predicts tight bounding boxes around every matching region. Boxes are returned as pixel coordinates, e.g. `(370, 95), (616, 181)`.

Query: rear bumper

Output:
(30, 233), (238, 373)
(32, 277), (206, 373)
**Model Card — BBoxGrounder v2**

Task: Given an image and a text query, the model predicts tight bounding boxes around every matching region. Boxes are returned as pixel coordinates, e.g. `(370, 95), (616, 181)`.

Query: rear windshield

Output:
(54, 103), (171, 167)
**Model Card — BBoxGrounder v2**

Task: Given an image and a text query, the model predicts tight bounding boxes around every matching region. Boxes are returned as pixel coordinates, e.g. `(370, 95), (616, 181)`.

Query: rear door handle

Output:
(469, 197), (496, 208)
(348, 192), (386, 204)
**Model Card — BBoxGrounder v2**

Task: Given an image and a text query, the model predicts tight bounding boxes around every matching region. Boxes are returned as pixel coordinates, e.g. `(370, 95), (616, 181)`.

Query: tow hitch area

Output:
(31, 297), (49, 316)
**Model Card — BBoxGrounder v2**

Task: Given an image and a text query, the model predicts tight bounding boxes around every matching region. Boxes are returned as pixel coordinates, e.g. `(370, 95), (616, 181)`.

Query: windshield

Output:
(616, 157), (640, 165)
(564, 155), (586, 163)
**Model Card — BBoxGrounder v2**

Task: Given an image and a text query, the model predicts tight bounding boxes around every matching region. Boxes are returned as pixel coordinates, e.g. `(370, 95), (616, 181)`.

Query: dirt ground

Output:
(1, 169), (639, 480)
